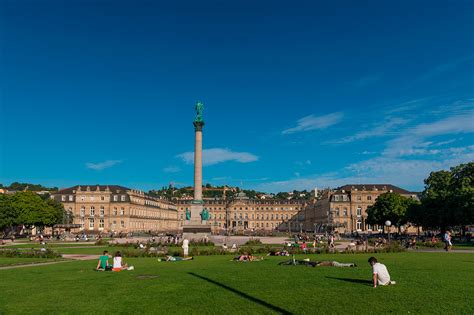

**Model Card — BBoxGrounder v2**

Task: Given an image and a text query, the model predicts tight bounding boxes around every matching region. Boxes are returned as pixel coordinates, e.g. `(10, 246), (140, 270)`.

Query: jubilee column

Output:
(183, 101), (211, 239)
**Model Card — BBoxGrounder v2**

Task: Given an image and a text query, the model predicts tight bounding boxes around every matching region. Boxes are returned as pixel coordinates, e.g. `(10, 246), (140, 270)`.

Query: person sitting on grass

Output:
(96, 250), (111, 271)
(233, 253), (264, 262)
(368, 256), (395, 288)
(112, 251), (134, 271)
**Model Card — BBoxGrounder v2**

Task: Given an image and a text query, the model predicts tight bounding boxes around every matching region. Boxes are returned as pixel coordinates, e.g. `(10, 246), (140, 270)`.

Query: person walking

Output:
(182, 238), (189, 257)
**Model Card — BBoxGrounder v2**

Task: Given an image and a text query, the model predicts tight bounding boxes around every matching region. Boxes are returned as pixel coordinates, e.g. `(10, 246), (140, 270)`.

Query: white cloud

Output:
(86, 160), (122, 171)
(177, 148), (259, 166)
(163, 166), (181, 173)
(330, 117), (409, 144)
(384, 108), (474, 157)
(282, 112), (343, 135)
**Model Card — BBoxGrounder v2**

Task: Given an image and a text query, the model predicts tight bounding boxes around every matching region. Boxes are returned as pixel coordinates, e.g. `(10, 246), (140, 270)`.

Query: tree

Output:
(0, 194), (19, 235)
(418, 162), (474, 231)
(366, 192), (415, 231)
(9, 192), (65, 232)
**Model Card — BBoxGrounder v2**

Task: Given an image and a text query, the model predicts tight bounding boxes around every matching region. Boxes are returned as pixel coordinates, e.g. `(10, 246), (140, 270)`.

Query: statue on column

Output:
(194, 101), (204, 123)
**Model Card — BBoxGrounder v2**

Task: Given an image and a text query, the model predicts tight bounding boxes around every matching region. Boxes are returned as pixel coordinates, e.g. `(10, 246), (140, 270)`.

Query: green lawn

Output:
(0, 257), (64, 267)
(0, 252), (473, 314)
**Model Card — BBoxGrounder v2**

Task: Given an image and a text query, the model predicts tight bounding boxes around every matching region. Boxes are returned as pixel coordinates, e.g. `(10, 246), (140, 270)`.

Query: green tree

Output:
(366, 192), (414, 230)
(0, 194), (19, 235)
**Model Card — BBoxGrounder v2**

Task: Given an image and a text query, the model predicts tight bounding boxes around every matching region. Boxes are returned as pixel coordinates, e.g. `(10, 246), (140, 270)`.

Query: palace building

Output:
(303, 184), (419, 234)
(52, 185), (179, 234)
(176, 192), (308, 233)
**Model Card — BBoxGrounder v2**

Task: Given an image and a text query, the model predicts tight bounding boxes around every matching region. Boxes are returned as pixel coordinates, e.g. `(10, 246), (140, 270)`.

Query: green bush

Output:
(0, 248), (62, 259)
(244, 239), (263, 246)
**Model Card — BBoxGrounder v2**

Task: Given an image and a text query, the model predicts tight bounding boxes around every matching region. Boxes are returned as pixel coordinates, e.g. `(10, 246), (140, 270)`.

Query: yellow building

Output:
(52, 185), (178, 234)
(176, 192), (308, 234)
(304, 184), (419, 234)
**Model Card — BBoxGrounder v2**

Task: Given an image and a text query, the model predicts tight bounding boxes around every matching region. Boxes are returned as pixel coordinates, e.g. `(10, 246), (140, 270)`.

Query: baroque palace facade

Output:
(52, 185), (179, 234)
(176, 192), (308, 233)
(303, 184), (419, 234)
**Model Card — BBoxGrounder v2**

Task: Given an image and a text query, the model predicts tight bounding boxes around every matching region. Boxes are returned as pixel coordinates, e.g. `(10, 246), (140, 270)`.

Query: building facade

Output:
(52, 185), (179, 234)
(304, 184), (419, 234)
(176, 192), (308, 233)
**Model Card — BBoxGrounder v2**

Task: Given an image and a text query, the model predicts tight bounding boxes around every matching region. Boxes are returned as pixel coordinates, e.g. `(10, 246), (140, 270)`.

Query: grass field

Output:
(0, 252), (473, 314)
(0, 257), (64, 267)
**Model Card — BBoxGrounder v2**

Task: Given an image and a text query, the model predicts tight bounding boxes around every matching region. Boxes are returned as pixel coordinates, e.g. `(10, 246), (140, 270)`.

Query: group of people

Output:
(96, 251), (134, 271)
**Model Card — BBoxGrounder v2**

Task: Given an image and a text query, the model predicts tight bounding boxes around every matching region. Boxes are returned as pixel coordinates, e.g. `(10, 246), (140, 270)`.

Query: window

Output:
(336, 208), (340, 216)
(120, 221), (125, 228)
(89, 218), (94, 229)
(367, 195), (372, 201)
(257, 214), (260, 220)
(113, 207), (117, 216)
(80, 207), (85, 217)
(266, 223), (269, 228)
(343, 208), (348, 216)
(334, 195), (339, 201)
(80, 218), (85, 229)
(356, 207), (362, 216)
(271, 214), (274, 220)
(121, 195), (126, 201)
(99, 207), (104, 217)
(286, 214), (289, 219)
(101, 196), (105, 201)
(61, 195), (66, 201)
(180, 214), (183, 220)
(90, 206), (95, 216)
(99, 219), (105, 229)
(120, 207), (125, 216)
(357, 195), (361, 201)
(81, 195), (85, 201)
(113, 195), (118, 201)
(90, 196), (95, 201)
(257, 223), (259, 228)
(356, 220), (362, 231)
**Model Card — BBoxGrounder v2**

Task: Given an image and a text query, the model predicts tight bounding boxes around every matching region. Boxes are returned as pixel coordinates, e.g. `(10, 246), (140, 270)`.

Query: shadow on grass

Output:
(188, 272), (292, 315)
(325, 276), (372, 286)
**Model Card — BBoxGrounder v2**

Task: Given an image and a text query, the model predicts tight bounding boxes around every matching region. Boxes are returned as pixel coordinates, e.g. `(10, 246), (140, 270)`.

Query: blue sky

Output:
(0, 0), (473, 193)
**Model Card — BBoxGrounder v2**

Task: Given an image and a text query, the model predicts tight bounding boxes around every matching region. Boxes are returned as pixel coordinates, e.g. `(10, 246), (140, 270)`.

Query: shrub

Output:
(0, 248), (62, 259)
(94, 239), (109, 246)
(244, 239), (263, 246)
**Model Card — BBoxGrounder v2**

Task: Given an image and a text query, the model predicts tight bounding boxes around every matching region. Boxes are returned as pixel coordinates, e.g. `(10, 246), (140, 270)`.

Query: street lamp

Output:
(385, 220), (392, 245)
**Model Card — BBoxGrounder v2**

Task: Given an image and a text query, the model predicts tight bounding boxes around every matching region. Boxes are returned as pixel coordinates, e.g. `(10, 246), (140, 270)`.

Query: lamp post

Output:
(385, 220), (392, 245)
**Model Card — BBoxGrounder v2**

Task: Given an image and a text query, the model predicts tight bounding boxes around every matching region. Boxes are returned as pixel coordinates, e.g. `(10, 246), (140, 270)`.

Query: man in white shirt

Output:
(368, 257), (395, 288)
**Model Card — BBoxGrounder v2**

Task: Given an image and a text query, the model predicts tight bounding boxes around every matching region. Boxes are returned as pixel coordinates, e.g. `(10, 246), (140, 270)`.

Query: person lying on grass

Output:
(96, 250), (112, 271)
(279, 259), (356, 267)
(112, 251), (134, 271)
(158, 256), (193, 262)
(267, 250), (290, 256)
(368, 256), (396, 288)
(233, 253), (264, 262)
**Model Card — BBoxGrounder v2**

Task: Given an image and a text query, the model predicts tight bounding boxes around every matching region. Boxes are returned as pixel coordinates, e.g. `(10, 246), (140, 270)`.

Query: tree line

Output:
(0, 191), (67, 236)
(367, 162), (474, 233)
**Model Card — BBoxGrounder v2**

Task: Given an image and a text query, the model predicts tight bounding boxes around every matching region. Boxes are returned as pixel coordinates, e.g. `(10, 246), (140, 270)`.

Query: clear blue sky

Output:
(1, 0), (473, 192)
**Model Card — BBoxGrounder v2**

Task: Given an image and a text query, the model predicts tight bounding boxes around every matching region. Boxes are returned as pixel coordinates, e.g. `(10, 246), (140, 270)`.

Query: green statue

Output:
(200, 208), (209, 221)
(185, 208), (191, 220)
(194, 101), (204, 123)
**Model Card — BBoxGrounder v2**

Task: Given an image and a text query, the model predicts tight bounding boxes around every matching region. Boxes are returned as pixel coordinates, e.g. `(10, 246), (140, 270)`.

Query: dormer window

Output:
(113, 195), (118, 202)
(68, 195), (73, 202)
